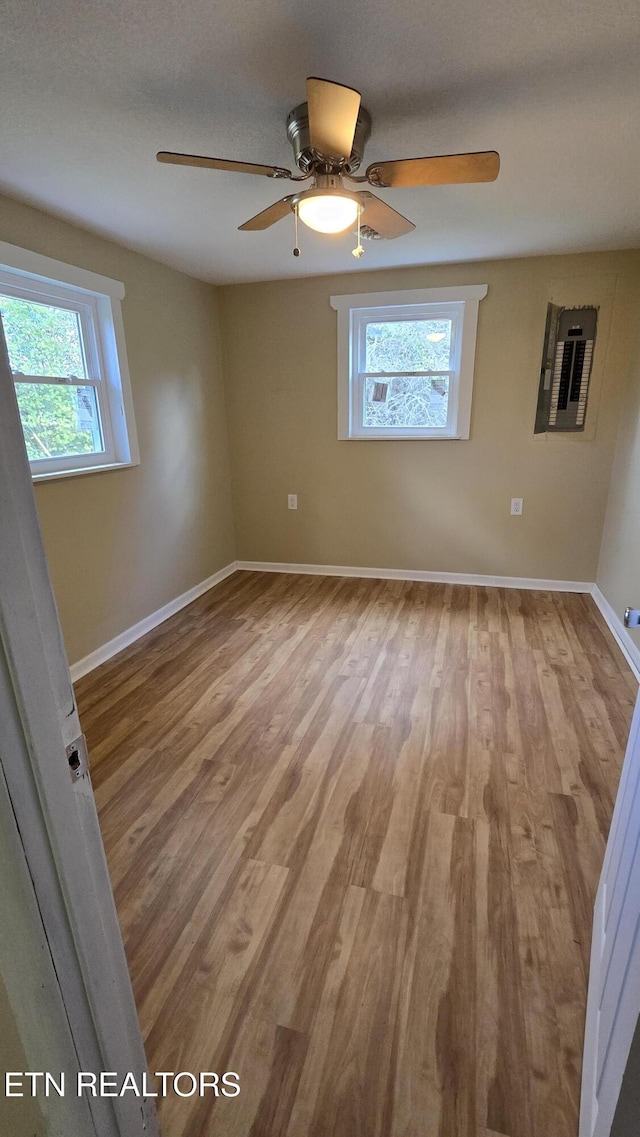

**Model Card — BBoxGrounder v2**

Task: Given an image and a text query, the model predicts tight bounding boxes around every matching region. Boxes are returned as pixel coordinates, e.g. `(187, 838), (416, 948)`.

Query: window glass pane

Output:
(15, 383), (104, 461)
(0, 293), (86, 378)
(365, 318), (452, 373)
(363, 375), (449, 429)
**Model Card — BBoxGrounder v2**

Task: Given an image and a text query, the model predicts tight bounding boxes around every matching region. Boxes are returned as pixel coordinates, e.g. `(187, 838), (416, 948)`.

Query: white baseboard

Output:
(71, 561), (633, 686)
(69, 562), (238, 681)
(591, 585), (640, 683)
(236, 560), (593, 593)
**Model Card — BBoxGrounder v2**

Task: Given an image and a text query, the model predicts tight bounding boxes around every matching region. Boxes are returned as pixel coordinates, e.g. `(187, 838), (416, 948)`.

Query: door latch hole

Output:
(66, 734), (88, 782)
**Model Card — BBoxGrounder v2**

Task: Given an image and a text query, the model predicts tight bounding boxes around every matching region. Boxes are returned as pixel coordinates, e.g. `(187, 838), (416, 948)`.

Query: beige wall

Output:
(611, 1015), (640, 1137)
(220, 250), (640, 582)
(0, 976), (45, 1137)
(0, 195), (235, 665)
(2, 187), (639, 662)
(597, 313), (640, 646)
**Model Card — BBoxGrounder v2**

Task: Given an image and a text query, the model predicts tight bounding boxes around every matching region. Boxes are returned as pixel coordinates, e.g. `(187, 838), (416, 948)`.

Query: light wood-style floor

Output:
(76, 571), (637, 1137)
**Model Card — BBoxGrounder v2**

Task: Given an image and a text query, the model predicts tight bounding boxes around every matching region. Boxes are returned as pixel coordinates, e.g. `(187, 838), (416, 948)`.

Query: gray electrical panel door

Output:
(535, 305), (598, 433)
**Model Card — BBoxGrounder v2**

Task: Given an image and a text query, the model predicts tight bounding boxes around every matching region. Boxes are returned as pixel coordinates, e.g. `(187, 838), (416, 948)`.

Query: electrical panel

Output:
(535, 305), (598, 433)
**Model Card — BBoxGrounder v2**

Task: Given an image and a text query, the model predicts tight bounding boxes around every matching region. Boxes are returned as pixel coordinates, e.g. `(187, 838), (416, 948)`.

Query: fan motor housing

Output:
(286, 102), (372, 175)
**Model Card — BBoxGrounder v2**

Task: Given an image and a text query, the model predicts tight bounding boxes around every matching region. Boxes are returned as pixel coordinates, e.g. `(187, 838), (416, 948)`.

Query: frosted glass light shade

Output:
(297, 193), (359, 234)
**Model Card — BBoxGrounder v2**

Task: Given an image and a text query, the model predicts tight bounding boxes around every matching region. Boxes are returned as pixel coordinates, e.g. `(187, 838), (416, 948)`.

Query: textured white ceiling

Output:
(1, 0), (639, 283)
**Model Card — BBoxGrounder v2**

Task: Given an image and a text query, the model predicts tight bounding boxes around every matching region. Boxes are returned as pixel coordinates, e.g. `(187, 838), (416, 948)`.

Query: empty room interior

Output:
(2, 3), (640, 1137)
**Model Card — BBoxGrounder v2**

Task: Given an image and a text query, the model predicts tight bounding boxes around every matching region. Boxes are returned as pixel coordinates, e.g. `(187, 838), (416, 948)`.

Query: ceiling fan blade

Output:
(238, 196), (295, 231)
(365, 151), (500, 189)
(357, 192), (415, 239)
(157, 151), (293, 179)
(306, 77), (361, 161)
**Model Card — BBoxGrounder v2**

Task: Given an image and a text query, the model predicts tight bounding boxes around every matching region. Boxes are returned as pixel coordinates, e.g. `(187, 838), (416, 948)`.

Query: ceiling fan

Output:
(157, 77), (500, 258)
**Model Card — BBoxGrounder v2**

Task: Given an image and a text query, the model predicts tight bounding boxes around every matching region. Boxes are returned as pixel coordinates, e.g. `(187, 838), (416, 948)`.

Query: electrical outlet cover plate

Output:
(511, 498), (523, 515)
(288, 494), (298, 510)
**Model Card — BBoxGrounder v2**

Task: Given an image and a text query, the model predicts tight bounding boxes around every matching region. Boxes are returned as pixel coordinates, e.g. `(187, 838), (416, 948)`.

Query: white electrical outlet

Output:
(511, 498), (524, 516)
(288, 494), (298, 510)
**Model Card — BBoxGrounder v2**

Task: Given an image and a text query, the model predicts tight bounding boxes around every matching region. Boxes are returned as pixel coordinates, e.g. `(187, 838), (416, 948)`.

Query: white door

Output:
(0, 316), (159, 1137)
(580, 689), (640, 1137)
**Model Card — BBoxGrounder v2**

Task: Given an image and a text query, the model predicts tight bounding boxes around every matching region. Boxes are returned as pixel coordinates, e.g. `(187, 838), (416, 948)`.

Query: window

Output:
(331, 285), (488, 440)
(0, 241), (139, 479)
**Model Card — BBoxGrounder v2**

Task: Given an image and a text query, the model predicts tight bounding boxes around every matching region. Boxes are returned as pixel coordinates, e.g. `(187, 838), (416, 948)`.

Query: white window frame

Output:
(0, 240), (139, 480)
(330, 284), (488, 440)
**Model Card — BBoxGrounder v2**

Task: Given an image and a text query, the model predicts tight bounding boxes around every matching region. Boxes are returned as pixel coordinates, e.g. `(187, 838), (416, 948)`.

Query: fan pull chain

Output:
(293, 204), (301, 258)
(352, 206), (364, 259)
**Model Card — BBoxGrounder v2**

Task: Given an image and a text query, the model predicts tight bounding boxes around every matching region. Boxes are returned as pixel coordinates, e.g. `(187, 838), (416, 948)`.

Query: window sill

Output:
(342, 434), (464, 442)
(32, 459), (139, 483)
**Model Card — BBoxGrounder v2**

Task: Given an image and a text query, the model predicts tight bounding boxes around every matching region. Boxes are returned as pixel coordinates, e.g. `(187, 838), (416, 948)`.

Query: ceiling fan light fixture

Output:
(296, 188), (361, 234)
(157, 77), (499, 256)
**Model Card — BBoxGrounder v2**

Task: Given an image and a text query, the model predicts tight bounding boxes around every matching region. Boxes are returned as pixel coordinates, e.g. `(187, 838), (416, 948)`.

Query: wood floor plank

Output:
(75, 571), (636, 1137)
(245, 675), (368, 868)
(285, 885), (367, 1136)
(475, 814), (501, 1136)
(507, 782), (581, 1137)
(482, 752), (533, 1137)
(392, 809), (458, 1136)
(135, 740), (300, 1029)
(436, 815), (479, 1137)
(242, 725), (376, 1034)
(306, 888), (408, 1137)
(372, 707), (432, 896)
(145, 858), (289, 1079)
